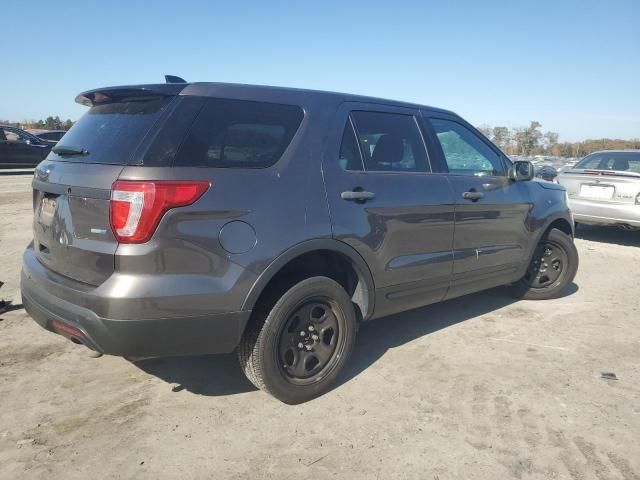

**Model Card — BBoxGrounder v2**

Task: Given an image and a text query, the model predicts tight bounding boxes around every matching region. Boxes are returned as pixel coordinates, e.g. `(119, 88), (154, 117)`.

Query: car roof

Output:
(187, 82), (455, 113)
(77, 82), (457, 116)
(586, 150), (640, 154)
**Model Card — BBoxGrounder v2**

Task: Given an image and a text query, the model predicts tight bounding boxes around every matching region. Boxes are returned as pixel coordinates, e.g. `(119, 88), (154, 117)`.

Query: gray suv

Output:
(21, 81), (578, 403)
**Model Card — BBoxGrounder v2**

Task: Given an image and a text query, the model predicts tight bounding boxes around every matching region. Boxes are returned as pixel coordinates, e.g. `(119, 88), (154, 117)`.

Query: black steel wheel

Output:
(523, 240), (567, 289)
(278, 300), (341, 384)
(238, 276), (357, 404)
(510, 228), (579, 300)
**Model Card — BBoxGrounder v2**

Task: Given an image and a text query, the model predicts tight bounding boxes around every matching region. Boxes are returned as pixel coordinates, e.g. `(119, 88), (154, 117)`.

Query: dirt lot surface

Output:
(1, 172), (639, 480)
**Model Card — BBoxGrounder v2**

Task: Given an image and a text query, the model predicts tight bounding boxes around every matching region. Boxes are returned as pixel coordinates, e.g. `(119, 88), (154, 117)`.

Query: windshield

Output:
(575, 152), (640, 172)
(49, 97), (173, 165)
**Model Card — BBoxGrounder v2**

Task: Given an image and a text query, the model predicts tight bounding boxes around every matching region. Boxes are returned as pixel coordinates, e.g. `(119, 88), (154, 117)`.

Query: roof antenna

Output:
(165, 75), (187, 84)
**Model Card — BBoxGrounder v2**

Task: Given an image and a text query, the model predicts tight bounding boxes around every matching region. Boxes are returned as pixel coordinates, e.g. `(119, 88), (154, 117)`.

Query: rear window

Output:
(50, 97), (172, 165)
(576, 152), (640, 173)
(173, 98), (304, 168)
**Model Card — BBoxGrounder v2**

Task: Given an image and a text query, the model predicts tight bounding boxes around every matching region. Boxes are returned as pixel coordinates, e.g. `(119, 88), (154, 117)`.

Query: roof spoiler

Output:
(75, 82), (188, 106)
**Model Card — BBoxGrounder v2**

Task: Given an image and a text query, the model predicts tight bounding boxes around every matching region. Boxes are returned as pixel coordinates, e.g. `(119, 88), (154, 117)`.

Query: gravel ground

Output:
(1, 172), (639, 480)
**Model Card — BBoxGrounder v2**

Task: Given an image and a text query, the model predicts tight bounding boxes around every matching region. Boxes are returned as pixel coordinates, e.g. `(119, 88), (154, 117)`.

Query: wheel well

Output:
(546, 218), (573, 238)
(249, 249), (371, 324)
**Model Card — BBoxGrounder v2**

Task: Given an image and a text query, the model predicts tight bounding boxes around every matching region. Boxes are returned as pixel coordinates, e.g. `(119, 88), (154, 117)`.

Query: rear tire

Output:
(510, 228), (578, 300)
(238, 276), (357, 404)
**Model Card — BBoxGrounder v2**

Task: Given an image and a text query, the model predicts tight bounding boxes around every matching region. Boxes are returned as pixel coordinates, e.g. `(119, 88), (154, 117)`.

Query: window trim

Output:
(338, 115), (366, 172)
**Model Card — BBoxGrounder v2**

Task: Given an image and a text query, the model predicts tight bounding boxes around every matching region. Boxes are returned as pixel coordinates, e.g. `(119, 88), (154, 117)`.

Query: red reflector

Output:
(110, 180), (210, 244)
(51, 320), (84, 337)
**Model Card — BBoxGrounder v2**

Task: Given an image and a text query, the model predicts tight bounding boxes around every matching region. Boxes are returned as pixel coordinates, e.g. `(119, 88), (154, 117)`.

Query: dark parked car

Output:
(0, 125), (53, 168)
(21, 80), (579, 403)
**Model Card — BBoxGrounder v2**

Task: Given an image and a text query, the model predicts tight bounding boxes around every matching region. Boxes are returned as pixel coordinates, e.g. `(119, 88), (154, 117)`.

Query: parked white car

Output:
(557, 150), (640, 230)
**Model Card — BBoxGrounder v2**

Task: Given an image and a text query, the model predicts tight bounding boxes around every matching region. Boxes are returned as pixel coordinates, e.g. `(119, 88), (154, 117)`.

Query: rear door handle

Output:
(341, 190), (375, 201)
(462, 191), (484, 201)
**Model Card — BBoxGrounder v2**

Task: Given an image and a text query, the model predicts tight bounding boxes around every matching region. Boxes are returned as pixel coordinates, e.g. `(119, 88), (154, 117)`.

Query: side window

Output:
(338, 118), (364, 171)
(4, 129), (25, 142)
(576, 153), (640, 172)
(350, 111), (428, 173)
(174, 98), (304, 168)
(429, 118), (505, 176)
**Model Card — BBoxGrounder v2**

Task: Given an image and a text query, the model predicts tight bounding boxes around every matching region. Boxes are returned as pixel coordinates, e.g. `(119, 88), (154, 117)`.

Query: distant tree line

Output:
(477, 121), (640, 158)
(1, 116), (74, 131)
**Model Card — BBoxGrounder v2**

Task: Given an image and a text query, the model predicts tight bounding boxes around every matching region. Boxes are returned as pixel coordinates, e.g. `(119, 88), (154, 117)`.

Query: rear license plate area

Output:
(579, 184), (614, 200)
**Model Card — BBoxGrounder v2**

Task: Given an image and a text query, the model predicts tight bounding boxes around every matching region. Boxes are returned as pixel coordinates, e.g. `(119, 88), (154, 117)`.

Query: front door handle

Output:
(462, 190), (484, 201)
(341, 190), (375, 201)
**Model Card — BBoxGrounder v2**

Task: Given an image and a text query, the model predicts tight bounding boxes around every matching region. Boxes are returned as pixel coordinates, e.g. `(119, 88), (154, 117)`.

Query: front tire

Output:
(238, 276), (357, 404)
(510, 228), (579, 300)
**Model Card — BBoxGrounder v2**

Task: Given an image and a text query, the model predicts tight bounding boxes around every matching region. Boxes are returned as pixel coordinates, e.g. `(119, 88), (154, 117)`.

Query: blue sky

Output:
(3, 0), (639, 141)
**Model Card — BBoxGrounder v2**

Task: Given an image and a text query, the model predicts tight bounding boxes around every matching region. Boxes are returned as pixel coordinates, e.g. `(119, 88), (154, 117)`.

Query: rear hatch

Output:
(558, 152), (640, 204)
(31, 87), (181, 285)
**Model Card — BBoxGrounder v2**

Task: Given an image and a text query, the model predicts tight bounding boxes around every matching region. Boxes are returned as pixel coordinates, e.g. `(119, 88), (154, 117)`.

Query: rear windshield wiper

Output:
(52, 146), (89, 156)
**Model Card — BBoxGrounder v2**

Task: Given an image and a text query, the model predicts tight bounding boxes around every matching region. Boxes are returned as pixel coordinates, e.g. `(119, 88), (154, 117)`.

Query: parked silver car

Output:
(557, 150), (640, 229)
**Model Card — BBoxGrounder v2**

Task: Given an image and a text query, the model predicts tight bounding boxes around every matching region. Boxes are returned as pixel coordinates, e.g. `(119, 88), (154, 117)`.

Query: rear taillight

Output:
(110, 180), (209, 243)
(51, 320), (84, 338)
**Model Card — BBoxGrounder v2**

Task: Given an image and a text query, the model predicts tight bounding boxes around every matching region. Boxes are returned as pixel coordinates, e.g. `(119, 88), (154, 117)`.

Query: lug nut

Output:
(305, 345), (312, 351)
(300, 331), (306, 337)
(298, 342), (304, 349)
(311, 334), (319, 341)
(308, 325), (315, 332)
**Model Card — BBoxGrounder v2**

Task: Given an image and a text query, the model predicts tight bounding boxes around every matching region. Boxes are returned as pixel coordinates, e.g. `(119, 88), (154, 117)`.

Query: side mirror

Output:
(509, 160), (534, 181)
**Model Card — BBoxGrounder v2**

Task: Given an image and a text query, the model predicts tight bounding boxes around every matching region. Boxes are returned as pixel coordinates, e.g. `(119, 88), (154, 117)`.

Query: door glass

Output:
(430, 118), (505, 176)
(4, 129), (28, 142)
(351, 111), (428, 172)
(338, 119), (364, 171)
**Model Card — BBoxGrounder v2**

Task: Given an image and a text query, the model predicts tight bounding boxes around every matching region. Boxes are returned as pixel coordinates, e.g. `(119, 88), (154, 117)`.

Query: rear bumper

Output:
(568, 198), (640, 228)
(21, 252), (252, 358)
